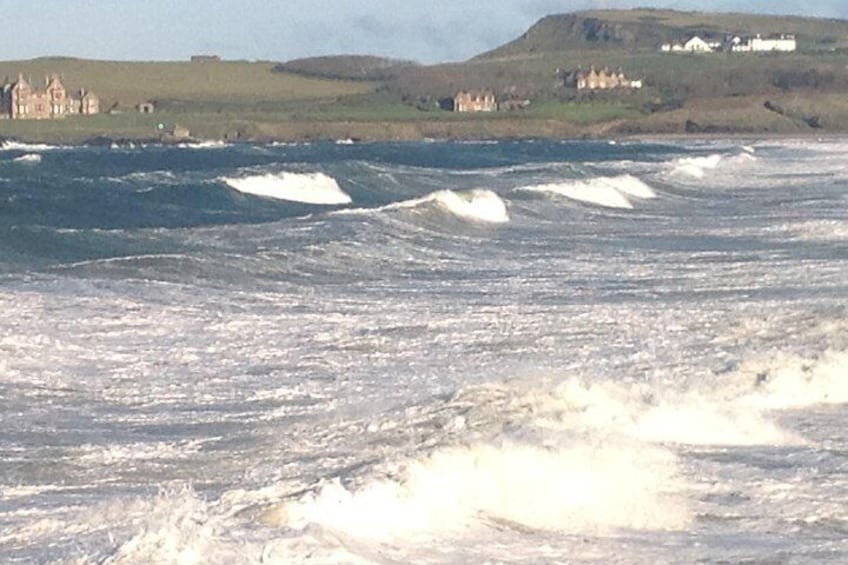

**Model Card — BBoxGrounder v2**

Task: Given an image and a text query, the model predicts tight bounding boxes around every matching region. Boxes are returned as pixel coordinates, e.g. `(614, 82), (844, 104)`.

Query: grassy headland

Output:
(3, 9), (848, 143)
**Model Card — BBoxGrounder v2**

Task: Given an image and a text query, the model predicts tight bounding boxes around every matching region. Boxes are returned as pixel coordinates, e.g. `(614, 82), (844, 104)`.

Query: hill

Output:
(477, 9), (848, 59)
(0, 58), (374, 110)
(3, 10), (848, 144)
(274, 55), (417, 81)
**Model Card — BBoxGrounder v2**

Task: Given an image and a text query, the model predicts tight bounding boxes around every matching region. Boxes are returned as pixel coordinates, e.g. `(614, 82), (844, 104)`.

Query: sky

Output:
(5, 0), (848, 64)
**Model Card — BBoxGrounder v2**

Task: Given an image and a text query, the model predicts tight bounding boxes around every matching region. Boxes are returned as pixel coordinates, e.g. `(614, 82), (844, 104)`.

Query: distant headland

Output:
(2, 9), (848, 144)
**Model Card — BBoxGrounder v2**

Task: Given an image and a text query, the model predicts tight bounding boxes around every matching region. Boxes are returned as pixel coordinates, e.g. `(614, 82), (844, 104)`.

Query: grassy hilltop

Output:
(3, 9), (848, 143)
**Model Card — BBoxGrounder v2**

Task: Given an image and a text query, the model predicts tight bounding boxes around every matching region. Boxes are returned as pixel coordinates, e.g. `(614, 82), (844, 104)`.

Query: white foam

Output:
(430, 189), (509, 223)
(517, 174), (657, 209)
(671, 154), (723, 178)
(271, 441), (688, 538)
(13, 153), (42, 164)
(533, 378), (801, 447)
(177, 140), (228, 149)
(734, 350), (848, 410)
(0, 141), (59, 152)
(341, 189), (509, 223)
(222, 171), (352, 205)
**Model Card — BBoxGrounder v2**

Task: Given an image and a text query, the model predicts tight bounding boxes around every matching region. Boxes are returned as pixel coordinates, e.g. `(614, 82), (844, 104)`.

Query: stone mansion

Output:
(1, 74), (99, 119)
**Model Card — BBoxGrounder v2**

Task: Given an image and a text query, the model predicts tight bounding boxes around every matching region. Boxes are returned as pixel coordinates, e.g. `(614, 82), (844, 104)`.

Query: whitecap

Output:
(670, 154), (723, 178)
(517, 174), (658, 209)
(429, 189), (509, 223)
(177, 140), (228, 149)
(269, 440), (688, 537)
(222, 171), (352, 205)
(13, 153), (42, 164)
(342, 189), (509, 223)
(0, 141), (59, 152)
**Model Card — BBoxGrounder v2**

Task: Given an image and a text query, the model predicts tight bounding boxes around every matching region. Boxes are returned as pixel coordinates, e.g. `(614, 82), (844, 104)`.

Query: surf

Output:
(221, 171), (352, 205)
(340, 188), (509, 224)
(516, 174), (657, 209)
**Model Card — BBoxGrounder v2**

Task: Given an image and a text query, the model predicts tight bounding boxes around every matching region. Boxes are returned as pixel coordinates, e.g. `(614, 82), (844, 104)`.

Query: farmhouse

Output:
(1, 74), (99, 119)
(453, 90), (497, 112)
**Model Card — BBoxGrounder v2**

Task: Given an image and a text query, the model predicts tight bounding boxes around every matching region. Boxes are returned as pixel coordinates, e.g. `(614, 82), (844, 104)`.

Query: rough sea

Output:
(0, 137), (846, 564)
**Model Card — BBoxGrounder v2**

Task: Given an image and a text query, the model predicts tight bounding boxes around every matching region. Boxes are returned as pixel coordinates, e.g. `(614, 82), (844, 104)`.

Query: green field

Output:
(2, 8), (848, 144)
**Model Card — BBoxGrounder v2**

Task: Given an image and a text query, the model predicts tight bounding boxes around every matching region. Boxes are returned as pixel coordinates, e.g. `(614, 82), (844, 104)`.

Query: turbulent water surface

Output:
(0, 137), (846, 564)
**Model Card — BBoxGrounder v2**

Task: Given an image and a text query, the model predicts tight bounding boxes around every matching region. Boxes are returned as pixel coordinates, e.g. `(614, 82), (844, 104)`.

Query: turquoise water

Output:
(0, 138), (846, 563)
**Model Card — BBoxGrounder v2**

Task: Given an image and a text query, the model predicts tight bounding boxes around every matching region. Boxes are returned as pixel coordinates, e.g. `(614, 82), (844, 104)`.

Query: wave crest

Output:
(430, 189), (509, 223)
(221, 171), (352, 205)
(517, 174), (657, 209)
(271, 441), (687, 537)
(13, 153), (42, 164)
(341, 189), (509, 223)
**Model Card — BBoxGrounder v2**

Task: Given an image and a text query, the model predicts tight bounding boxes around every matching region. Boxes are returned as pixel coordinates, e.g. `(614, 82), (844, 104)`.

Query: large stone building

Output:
(1, 74), (99, 120)
(453, 90), (497, 112)
(563, 66), (642, 91)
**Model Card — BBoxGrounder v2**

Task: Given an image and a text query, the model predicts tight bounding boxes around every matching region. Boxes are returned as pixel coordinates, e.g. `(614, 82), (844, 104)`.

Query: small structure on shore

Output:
(137, 102), (155, 114)
(1, 74), (99, 119)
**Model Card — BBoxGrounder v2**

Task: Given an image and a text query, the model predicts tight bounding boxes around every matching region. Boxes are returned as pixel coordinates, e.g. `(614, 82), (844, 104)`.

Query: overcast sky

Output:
(5, 1), (848, 63)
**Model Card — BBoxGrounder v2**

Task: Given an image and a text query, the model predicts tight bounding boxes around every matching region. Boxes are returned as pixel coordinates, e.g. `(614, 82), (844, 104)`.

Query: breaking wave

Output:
(428, 189), (509, 223)
(13, 153), (42, 164)
(177, 140), (229, 149)
(221, 171), (352, 205)
(270, 440), (688, 537)
(516, 174), (657, 209)
(0, 140), (61, 152)
(670, 152), (756, 179)
(342, 189), (509, 224)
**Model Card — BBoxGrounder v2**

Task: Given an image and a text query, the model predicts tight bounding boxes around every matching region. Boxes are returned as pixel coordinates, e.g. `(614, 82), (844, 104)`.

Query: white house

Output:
(732, 34), (797, 52)
(661, 36), (715, 53)
(684, 36), (714, 53)
(751, 34), (796, 52)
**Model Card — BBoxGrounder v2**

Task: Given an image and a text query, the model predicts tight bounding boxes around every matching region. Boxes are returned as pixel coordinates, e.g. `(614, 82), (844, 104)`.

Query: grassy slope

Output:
(3, 7), (848, 144)
(0, 58), (373, 106)
(0, 58), (377, 142)
(479, 9), (848, 58)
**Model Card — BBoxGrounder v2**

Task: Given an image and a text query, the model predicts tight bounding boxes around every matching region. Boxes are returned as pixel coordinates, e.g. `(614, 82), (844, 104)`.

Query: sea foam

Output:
(222, 171), (352, 205)
(430, 189), (509, 223)
(0, 141), (59, 152)
(341, 189), (509, 223)
(517, 174), (657, 209)
(13, 153), (42, 164)
(271, 440), (688, 538)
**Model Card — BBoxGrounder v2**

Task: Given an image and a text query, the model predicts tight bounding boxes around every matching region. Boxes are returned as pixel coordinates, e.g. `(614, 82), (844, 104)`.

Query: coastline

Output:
(1, 114), (841, 148)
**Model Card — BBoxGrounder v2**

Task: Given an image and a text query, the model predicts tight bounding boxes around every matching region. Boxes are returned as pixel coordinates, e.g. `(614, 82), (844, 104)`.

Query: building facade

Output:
(1, 74), (99, 119)
(453, 90), (497, 112)
(732, 34), (796, 52)
(563, 66), (642, 91)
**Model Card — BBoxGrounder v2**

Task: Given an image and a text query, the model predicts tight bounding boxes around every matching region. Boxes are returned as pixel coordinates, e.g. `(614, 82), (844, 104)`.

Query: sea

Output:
(0, 136), (846, 564)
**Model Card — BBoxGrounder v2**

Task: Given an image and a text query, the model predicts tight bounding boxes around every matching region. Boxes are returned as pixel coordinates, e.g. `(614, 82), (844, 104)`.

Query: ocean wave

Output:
(451, 349), (848, 448)
(516, 174), (657, 209)
(221, 171), (352, 205)
(670, 152), (757, 179)
(428, 189), (509, 223)
(13, 153), (42, 164)
(339, 188), (509, 224)
(177, 140), (229, 149)
(270, 440), (687, 537)
(0, 140), (62, 152)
